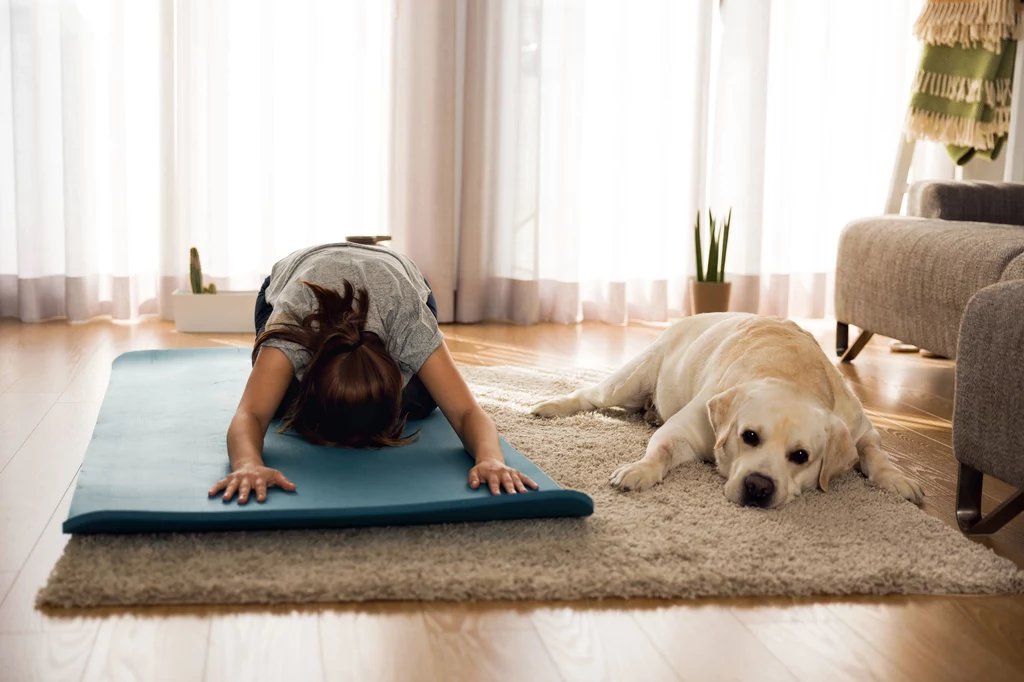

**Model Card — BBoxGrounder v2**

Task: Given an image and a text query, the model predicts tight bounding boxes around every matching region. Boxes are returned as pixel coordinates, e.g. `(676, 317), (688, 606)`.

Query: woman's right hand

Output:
(209, 465), (297, 504)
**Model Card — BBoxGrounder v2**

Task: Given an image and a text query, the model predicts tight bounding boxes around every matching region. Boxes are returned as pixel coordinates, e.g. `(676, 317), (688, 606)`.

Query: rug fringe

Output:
(913, 71), (1014, 105)
(913, 0), (1022, 53)
(905, 106), (1012, 149)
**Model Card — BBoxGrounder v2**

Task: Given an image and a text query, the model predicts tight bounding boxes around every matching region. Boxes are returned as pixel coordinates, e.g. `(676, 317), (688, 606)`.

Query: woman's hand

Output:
(468, 460), (539, 495)
(209, 465), (297, 504)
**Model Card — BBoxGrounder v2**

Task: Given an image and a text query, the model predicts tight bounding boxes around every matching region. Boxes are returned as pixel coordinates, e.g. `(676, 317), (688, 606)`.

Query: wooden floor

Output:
(1, 317), (1023, 682)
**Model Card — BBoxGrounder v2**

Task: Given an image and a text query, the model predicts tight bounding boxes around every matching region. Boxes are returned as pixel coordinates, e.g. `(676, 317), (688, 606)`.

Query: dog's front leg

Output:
(609, 407), (706, 491)
(856, 428), (925, 504)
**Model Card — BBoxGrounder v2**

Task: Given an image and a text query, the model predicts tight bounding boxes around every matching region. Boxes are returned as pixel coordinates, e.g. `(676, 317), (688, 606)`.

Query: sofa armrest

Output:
(907, 181), (1024, 227)
(953, 280), (1024, 488)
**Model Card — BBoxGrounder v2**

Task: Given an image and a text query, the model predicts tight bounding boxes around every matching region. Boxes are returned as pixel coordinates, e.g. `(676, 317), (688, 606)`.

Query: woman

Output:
(208, 242), (537, 505)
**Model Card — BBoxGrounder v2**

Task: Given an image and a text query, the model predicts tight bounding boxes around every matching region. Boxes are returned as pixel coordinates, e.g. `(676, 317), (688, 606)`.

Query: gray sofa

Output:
(835, 181), (1024, 534)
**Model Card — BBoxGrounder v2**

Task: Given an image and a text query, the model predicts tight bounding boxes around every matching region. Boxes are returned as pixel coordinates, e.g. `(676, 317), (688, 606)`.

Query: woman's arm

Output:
(226, 347), (292, 468)
(210, 346), (297, 504)
(418, 344), (538, 495)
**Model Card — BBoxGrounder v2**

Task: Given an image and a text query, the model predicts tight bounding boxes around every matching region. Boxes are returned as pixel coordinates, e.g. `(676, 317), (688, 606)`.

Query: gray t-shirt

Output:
(262, 243), (444, 385)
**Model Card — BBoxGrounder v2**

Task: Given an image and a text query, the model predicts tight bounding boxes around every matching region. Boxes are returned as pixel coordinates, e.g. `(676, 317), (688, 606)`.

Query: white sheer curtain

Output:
(0, 0), (392, 322)
(457, 0), (712, 324)
(454, 0), (928, 324)
(3, 0), (941, 325)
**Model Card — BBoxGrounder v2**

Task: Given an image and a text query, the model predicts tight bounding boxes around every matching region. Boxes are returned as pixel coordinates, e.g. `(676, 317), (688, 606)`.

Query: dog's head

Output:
(706, 380), (858, 509)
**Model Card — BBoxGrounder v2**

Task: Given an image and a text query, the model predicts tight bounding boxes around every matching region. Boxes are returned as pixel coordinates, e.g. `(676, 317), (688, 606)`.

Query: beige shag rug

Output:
(39, 366), (1024, 608)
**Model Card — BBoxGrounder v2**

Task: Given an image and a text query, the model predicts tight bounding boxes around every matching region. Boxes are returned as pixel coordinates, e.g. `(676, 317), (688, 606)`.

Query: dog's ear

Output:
(706, 386), (746, 449)
(819, 413), (858, 492)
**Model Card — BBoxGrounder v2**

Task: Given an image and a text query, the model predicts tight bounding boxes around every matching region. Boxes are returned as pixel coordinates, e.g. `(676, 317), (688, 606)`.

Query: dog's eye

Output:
(741, 430), (760, 446)
(788, 449), (809, 465)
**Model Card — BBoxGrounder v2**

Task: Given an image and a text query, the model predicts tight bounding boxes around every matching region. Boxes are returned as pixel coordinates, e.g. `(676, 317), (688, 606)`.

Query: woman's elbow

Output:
(457, 405), (491, 434)
(230, 410), (268, 436)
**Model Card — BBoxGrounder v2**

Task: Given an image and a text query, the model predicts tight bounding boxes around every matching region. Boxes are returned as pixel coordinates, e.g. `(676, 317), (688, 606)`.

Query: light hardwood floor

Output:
(1, 317), (1023, 682)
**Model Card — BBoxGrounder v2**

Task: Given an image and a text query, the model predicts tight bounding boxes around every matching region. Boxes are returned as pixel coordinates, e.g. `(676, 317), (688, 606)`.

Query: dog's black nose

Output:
(743, 473), (775, 507)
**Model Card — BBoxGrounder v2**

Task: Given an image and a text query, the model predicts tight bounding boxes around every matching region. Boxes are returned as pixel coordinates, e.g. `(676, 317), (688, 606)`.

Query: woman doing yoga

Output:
(209, 243), (537, 504)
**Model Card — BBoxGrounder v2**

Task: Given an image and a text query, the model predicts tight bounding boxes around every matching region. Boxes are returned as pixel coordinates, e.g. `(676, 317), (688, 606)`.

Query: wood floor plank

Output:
(430, 628), (564, 682)
(0, 475), (88, 634)
(837, 355), (955, 422)
(206, 613), (323, 682)
(0, 393), (59, 472)
(0, 401), (100, 572)
(421, 601), (539, 633)
(56, 331), (150, 404)
(82, 614), (211, 682)
(0, 571), (16, 602)
(316, 610), (361, 682)
(729, 598), (840, 625)
(865, 404), (1022, 503)
(870, 418), (958, 498)
(0, 629), (99, 682)
(827, 596), (1024, 682)
(0, 353), (20, 393)
(947, 596), (1024, 671)
(0, 319), (98, 352)
(321, 606), (437, 682)
(531, 607), (680, 682)
(746, 619), (916, 682)
(634, 604), (796, 682)
(58, 352), (115, 404)
(2, 344), (97, 395)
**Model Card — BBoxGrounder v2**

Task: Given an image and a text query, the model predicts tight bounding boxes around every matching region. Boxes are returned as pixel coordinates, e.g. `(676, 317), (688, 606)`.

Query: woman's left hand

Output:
(469, 460), (539, 495)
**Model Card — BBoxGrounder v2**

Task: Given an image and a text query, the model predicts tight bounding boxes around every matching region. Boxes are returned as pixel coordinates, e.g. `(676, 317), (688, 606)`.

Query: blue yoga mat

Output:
(64, 348), (593, 533)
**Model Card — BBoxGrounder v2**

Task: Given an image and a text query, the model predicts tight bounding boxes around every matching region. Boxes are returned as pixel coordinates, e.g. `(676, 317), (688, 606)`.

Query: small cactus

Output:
(203, 283), (217, 294)
(189, 247), (203, 294)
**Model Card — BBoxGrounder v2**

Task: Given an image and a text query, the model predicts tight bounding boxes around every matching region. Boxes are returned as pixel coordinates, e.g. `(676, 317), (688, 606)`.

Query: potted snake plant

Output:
(690, 208), (732, 314)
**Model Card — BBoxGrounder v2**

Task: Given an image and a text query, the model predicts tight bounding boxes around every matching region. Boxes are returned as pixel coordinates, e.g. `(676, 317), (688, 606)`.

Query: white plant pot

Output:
(172, 289), (258, 333)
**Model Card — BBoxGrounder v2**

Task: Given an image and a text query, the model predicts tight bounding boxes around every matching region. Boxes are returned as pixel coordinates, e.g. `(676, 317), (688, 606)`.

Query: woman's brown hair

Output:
(253, 280), (413, 448)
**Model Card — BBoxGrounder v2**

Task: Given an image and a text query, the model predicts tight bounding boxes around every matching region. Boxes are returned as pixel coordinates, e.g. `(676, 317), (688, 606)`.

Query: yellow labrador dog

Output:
(531, 313), (923, 509)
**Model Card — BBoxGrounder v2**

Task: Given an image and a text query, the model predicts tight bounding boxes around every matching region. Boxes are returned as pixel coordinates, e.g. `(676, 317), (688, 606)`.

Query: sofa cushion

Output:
(836, 217), (1024, 358)
(908, 181), (1024, 227)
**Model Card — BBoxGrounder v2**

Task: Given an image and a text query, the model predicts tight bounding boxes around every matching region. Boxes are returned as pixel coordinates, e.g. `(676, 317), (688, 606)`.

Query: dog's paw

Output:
(530, 397), (580, 419)
(871, 469), (924, 505)
(609, 460), (663, 492)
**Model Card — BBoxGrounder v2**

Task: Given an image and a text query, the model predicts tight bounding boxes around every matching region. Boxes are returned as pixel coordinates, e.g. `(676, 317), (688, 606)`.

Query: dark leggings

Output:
(254, 276), (439, 421)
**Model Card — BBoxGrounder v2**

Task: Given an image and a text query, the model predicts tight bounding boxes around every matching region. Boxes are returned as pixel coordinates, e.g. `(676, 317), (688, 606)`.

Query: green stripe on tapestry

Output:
(916, 39), (1016, 80)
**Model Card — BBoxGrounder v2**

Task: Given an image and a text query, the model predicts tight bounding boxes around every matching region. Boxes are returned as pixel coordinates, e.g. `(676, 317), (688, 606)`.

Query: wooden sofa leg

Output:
(836, 322), (849, 357)
(840, 330), (873, 363)
(956, 462), (1024, 535)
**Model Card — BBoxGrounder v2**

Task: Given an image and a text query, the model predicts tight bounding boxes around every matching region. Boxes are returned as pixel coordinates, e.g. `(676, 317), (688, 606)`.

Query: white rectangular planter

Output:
(172, 289), (259, 333)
